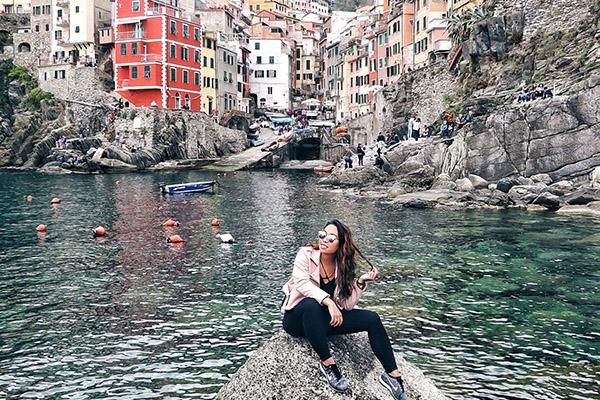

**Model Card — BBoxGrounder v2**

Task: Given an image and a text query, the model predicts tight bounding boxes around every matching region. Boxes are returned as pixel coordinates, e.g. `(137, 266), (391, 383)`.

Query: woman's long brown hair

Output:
(314, 219), (374, 299)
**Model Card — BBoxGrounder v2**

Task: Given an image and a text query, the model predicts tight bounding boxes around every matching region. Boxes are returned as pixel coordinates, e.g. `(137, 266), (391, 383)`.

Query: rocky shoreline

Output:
(319, 164), (600, 217)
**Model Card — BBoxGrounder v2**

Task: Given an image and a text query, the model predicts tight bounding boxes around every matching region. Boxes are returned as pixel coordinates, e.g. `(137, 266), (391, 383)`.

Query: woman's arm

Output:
(291, 248), (330, 305)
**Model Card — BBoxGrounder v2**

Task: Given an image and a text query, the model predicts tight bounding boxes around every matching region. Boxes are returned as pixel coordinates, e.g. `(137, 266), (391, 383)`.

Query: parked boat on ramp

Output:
(161, 180), (218, 195)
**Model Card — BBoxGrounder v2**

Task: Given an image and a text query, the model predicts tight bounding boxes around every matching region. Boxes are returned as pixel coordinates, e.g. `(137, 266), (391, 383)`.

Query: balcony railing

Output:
(56, 18), (69, 27)
(426, 19), (448, 32)
(116, 31), (146, 41)
(141, 53), (161, 62)
(121, 76), (162, 89)
(56, 0), (69, 7)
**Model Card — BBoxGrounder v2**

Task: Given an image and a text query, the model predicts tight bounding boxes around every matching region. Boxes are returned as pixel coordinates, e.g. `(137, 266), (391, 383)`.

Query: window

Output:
(131, 66), (138, 79)
(132, 42), (138, 55)
(170, 21), (177, 34)
(170, 68), (176, 82)
(223, 71), (227, 81)
(267, 70), (277, 78)
(268, 87), (273, 95)
(296, 60), (300, 70)
(237, 82), (242, 92)
(228, 72), (232, 82)
(75, 6), (79, 12)
(255, 42), (260, 50)
(181, 47), (188, 61)
(210, 58), (214, 68)
(203, 56), (207, 67)
(132, 1), (140, 11)
(120, 43), (126, 55)
(296, 73), (300, 80)
(45, 24), (49, 31)
(170, 44), (176, 58)
(75, 26), (80, 33)
(195, 72), (200, 86)
(144, 66), (151, 78)
(194, 28), (200, 41)
(35, 25), (39, 32)
(183, 24), (189, 38)
(33, 6), (40, 15)
(183, 70), (189, 84)
(269, 56), (274, 64)
(256, 56), (262, 64)
(306, 60), (311, 69)
(255, 70), (264, 78)
(416, 21), (419, 33)
(296, 48), (300, 58)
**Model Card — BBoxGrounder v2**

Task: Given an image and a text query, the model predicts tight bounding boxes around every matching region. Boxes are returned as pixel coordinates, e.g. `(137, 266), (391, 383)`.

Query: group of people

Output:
(517, 84), (554, 102)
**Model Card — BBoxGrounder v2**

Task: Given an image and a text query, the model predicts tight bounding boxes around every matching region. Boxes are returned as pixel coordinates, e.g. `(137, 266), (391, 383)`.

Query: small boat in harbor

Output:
(161, 180), (218, 195)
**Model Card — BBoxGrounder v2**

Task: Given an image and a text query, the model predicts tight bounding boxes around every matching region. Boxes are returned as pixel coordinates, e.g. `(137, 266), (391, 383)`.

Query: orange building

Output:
(114, 0), (203, 111)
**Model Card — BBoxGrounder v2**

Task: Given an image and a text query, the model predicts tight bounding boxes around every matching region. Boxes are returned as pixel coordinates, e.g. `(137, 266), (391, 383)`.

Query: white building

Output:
(51, 0), (111, 64)
(249, 38), (292, 111)
(2, 0), (31, 13)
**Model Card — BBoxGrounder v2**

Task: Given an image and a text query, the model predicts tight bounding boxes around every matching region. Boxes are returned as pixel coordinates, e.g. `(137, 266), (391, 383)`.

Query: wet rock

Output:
(497, 178), (519, 193)
(468, 174), (489, 189)
(455, 178), (475, 192)
(530, 173), (553, 185)
(563, 189), (600, 205)
(488, 183), (497, 190)
(96, 158), (138, 173)
(216, 331), (448, 400)
(320, 166), (388, 187)
(548, 180), (575, 196)
(517, 176), (534, 186)
(431, 174), (457, 190)
(556, 201), (600, 217)
(532, 192), (561, 210)
(388, 181), (412, 198)
(590, 166), (600, 189)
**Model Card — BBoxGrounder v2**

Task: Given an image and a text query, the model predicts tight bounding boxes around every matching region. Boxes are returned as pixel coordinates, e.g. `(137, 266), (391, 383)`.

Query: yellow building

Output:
(413, 0), (448, 67)
(249, 0), (290, 15)
(202, 31), (217, 116)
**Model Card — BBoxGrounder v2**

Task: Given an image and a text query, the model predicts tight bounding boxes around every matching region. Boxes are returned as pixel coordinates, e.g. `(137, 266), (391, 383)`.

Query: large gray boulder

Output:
(455, 177), (475, 192)
(468, 174), (489, 189)
(217, 331), (448, 400)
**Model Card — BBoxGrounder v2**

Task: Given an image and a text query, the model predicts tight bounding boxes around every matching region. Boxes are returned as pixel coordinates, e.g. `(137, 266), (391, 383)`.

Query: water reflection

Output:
(0, 171), (598, 400)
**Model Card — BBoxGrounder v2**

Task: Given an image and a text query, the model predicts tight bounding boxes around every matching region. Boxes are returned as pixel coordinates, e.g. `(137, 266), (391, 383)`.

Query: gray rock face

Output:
(431, 174), (457, 190)
(497, 178), (519, 193)
(217, 331), (448, 400)
(548, 180), (575, 196)
(564, 189), (600, 205)
(532, 192), (561, 210)
(530, 173), (553, 185)
(463, 13), (525, 64)
(468, 174), (489, 189)
(320, 166), (388, 187)
(590, 167), (600, 189)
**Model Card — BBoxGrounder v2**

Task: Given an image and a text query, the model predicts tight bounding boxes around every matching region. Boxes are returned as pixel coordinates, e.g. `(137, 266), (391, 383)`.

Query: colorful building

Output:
(249, 38), (292, 111)
(202, 31), (217, 115)
(114, 0), (203, 111)
(248, 0), (289, 15)
(413, 0), (449, 67)
(386, 0), (413, 80)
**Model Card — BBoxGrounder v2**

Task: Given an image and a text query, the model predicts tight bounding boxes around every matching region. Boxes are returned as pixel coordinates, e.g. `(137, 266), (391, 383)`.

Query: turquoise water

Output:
(0, 171), (598, 399)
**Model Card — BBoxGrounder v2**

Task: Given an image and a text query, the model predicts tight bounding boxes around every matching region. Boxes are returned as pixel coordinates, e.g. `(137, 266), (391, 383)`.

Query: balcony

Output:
(141, 53), (161, 62)
(56, 0), (69, 7)
(115, 31), (146, 41)
(120, 76), (162, 89)
(433, 39), (452, 52)
(56, 18), (69, 27)
(426, 18), (448, 32)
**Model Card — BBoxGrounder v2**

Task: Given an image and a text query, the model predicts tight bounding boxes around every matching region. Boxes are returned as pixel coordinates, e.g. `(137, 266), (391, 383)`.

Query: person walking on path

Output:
(356, 144), (365, 166)
(281, 220), (407, 399)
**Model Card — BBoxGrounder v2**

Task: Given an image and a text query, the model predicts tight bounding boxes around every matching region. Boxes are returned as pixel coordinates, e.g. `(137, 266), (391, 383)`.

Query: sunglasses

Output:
(318, 230), (338, 243)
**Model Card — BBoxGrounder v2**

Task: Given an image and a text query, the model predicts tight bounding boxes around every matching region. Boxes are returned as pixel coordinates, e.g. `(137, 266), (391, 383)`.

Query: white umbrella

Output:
(323, 100), (335, 107)
(301, 98), (321, 107)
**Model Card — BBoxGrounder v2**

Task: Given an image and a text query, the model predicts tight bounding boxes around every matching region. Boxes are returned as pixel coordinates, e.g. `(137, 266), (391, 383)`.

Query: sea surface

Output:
(0, 170), (598, 399)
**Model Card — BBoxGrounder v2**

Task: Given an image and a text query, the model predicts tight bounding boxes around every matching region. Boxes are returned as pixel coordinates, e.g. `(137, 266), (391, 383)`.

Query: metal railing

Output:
(56, 0), (69, 7)
(56, 18), (69, 27)
(115, 31), (146, 40)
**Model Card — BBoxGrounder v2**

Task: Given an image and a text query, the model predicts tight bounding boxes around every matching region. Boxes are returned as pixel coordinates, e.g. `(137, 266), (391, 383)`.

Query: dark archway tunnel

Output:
(294, 138), (320, 160)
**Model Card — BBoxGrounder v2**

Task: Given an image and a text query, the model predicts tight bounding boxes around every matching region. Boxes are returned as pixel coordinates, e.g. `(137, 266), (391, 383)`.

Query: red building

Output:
(114, 0), (203, 111)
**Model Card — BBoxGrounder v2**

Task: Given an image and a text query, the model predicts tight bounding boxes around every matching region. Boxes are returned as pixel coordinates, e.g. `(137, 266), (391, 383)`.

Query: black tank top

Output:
(320, 277), (336, 298)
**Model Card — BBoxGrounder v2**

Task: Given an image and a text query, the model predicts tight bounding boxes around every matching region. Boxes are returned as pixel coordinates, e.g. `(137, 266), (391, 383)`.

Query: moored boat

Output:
(161, 180), (217, 195)
(313, 165), (334, 173)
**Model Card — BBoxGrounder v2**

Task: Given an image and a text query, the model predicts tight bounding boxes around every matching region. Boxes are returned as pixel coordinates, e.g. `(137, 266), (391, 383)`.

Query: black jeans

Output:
(282, 298), (398, 373)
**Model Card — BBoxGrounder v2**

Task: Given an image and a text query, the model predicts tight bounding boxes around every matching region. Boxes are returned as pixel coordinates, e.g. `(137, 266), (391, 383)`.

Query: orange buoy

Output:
(93, 226), (107, 237)
(163, 219), (179, 227)
(51, 197), (61, 204)
(167, 235), (184, 243)
(36, 224), (47, 232)
(211, 218), (221, 226)
(26, 195), (33, 202)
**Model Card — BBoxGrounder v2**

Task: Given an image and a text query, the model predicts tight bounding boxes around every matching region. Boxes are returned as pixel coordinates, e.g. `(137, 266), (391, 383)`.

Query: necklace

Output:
(320, 259), (335, 283)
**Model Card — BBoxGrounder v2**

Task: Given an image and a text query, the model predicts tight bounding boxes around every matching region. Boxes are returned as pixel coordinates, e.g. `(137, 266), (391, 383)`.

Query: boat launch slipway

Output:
(161, 181), (218, 195)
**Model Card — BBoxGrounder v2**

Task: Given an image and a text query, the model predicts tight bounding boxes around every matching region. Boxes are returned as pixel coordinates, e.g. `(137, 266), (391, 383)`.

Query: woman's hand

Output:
(327, 302), (343, 327)
(358, 267), (380, 285)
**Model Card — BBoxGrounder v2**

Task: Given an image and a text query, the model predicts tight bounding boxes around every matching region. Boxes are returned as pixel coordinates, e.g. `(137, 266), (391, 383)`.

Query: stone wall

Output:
(10, 31), (51, 74)
(407, 64), (459, 126)
(493, 0), (596, 40)
(38, 64), (113, 104)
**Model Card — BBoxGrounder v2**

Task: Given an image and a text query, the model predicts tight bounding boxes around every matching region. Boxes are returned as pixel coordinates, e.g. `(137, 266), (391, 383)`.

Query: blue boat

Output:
(161, 180), (217, 195)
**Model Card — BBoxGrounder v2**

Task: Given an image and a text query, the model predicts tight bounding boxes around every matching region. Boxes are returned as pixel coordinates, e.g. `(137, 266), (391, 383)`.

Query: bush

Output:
(8, 66), (32, 83)
(26, 88), (53, 109)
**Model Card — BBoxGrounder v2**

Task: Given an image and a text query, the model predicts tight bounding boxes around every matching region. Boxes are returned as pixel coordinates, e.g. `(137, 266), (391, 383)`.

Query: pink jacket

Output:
(281, 247), (364, 312)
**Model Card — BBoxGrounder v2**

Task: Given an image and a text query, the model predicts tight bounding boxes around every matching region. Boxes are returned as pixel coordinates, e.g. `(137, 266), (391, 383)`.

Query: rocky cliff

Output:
(0, 61), (247, 172)
(217, 331), (447, 400)
(343, 0), (599, 191)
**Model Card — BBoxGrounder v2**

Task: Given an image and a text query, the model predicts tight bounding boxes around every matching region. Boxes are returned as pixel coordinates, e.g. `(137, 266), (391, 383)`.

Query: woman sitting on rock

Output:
(281, 219), (406, 400)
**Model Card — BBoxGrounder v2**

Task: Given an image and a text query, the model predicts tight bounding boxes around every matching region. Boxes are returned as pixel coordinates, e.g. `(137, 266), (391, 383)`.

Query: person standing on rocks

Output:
(356, 144), (365, 166)
(412, 118), (421, 141)
(281, 220), (407, 400)
(407, 116), (414, 140)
